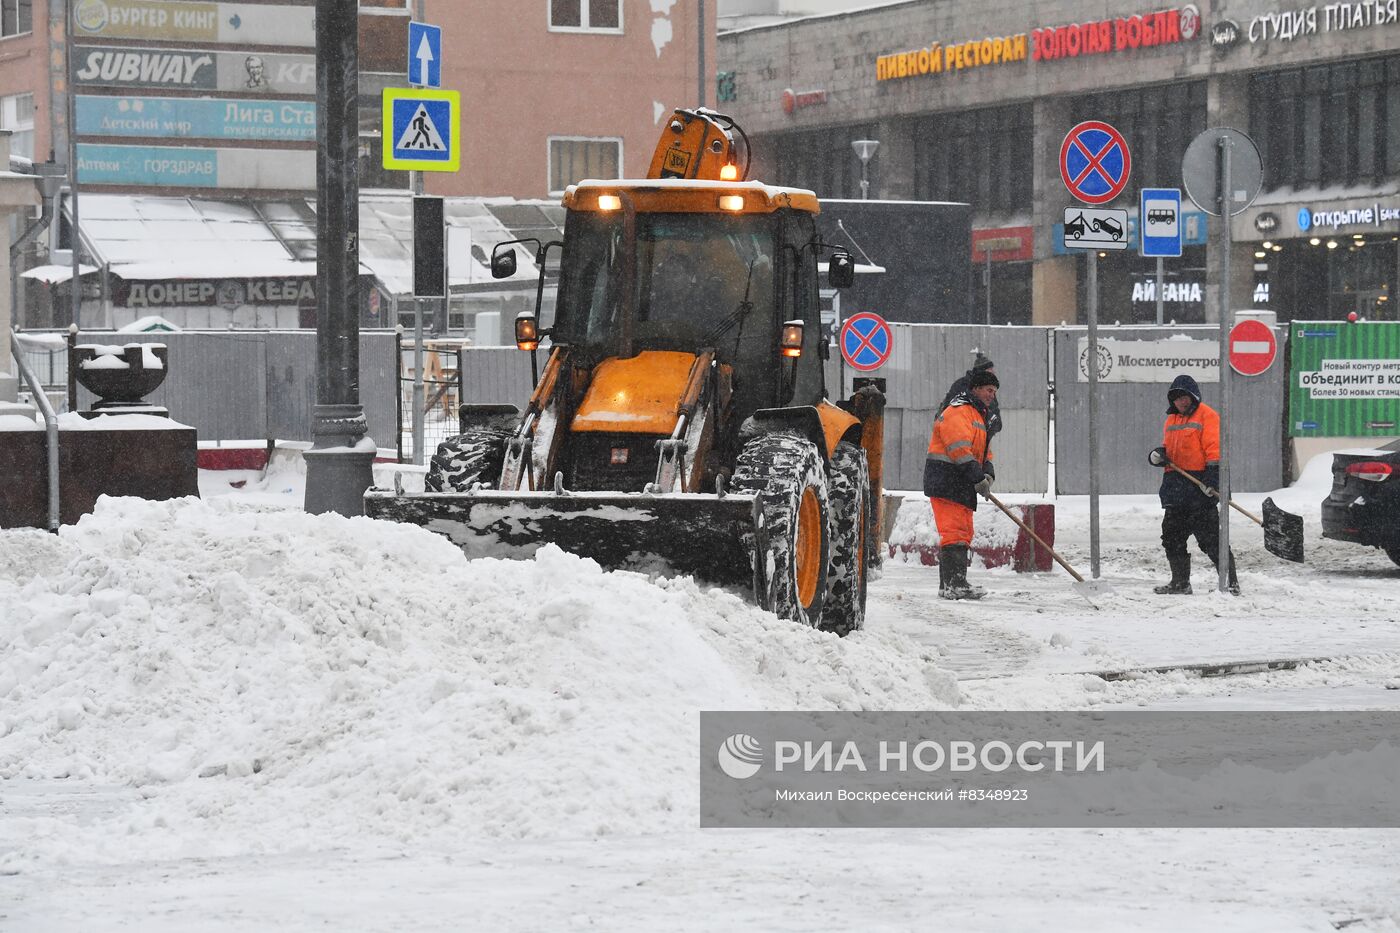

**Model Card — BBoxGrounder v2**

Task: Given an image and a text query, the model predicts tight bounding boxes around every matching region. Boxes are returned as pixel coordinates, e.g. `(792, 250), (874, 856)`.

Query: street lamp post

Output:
(303, 0), (375, 515)
(851, 139), (879, 200)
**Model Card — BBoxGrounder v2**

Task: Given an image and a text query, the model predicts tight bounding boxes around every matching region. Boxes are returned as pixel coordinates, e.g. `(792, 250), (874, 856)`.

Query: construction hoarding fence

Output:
(1289, 321), (1400, 437)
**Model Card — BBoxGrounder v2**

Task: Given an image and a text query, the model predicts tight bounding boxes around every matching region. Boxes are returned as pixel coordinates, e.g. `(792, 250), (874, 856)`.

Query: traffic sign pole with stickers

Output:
(1060, 119), (1131, 580)
(1182, 127), (1264, 595)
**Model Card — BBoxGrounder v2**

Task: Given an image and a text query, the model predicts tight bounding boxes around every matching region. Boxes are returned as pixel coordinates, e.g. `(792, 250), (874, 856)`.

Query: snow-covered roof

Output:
(20, 263), (99, 284)
(37, 192), (567, 299)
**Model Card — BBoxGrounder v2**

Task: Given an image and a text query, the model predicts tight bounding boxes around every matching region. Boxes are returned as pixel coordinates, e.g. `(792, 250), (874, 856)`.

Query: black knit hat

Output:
(972, 352), (995, 373)
(969, 370), (1000, 389)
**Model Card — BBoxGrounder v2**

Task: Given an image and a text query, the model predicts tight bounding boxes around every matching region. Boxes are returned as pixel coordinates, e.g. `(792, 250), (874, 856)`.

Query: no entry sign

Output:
(1060, 121), (1131, 205)
(1228, 318), (1277, 376)
(840, 312), (893, 372)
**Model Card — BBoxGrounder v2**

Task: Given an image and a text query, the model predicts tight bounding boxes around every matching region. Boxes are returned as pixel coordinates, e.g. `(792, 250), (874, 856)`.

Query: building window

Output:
(1070, 83), (1206, 202)
(1, 93), (33, 159)
(548, 136), (621, 195)
(549, 0), (621, 32)
(771, 124), (877, 200)
(914, 105), (1031, 215)
(1250, 54), (1400, 191)
(1, 0), (31, 37)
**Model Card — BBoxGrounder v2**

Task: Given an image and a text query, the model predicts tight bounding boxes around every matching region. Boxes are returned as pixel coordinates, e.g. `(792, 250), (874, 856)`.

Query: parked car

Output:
(1320, 445), (1400, 565)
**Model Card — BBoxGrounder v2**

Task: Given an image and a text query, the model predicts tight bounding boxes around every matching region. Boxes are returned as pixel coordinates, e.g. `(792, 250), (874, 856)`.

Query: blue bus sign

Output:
(1140, 187), (1183, 258)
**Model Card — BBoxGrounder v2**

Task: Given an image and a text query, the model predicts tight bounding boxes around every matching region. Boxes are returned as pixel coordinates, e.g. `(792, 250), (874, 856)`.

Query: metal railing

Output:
(397, 337), (464, 463)
(9, 336), (60, 531)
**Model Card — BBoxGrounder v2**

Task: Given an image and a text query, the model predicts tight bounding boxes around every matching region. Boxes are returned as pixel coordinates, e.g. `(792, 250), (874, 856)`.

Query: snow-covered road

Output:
(2, 456), (1398, 931)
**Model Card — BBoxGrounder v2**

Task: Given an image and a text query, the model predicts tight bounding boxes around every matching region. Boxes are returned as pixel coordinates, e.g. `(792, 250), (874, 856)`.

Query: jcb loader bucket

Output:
(364, 487), (762, 591)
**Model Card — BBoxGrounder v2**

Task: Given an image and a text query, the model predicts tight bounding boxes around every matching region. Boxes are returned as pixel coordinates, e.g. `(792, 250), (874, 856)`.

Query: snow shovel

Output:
(1165, 463), (1305, 563)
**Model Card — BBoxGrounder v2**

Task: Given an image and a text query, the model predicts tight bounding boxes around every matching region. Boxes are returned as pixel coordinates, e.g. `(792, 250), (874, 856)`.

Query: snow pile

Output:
(0, 497), (957, 862)
(56, 412), (191, 431)
(886, 493), (1021, 554)
(0, 413), (41, 431)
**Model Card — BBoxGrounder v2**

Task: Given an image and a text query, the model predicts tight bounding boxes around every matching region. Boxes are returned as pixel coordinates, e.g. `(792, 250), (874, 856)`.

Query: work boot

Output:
(939, 545), (985, 601)
(1153, 554), (1192, 595)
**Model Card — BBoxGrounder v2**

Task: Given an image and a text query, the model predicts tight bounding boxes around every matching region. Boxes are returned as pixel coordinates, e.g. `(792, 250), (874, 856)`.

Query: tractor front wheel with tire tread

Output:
(822, 441), (871, 637)
(732, 431), (831, 628)
(425, 428), (513, 492)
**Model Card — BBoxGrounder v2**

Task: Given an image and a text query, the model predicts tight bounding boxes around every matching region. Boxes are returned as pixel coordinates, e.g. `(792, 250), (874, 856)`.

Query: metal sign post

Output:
(1181, 127), (1262, 593)
(1156, 257), (1164, 325)
(413, 195), (447, 464)
(1087, 250), (1100, 578)
(1216, 137), (1233, 595)
(1060, 120), (1131, 580)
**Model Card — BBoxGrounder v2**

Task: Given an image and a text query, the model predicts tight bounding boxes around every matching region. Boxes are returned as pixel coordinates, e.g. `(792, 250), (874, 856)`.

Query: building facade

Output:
(718, 0), (1400, 326)
(0, 0), (716, 330)
(0, 0), (714, 199)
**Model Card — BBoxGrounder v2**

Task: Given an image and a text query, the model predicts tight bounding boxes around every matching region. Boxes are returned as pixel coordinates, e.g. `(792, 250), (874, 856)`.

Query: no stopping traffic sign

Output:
(1060, 121), (1132, 205)
(840, 312), (893, 372)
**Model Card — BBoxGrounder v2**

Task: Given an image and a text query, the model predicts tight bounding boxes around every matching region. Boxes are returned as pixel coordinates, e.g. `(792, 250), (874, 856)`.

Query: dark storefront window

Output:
(1250, 54), (1400, 191)
(1070, 82), (1206, 197)
(768, 124), (878, 200)
(1081, 247), (1210, 325)
(912, 104), (1032, 214)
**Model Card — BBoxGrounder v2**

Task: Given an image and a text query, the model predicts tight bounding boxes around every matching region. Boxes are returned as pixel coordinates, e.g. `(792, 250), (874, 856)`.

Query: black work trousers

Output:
(1161, 504), (1225, 567)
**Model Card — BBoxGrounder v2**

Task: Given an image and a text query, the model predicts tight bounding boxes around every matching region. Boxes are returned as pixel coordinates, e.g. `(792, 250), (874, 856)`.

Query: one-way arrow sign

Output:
(408, 22), (442, 89)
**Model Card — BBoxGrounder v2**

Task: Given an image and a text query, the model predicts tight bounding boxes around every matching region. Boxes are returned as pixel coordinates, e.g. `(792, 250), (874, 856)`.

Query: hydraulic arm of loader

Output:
(499, 347), (569, 492)
(647, 108), (749, 181)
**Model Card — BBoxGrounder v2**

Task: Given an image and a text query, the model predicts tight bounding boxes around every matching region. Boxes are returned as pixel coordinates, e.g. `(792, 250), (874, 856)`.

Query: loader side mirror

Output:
(827, 252), (855, 289)
(780, 320), (804, 358)
(492, 248), (518, 279)
(515, 312), (539, 351)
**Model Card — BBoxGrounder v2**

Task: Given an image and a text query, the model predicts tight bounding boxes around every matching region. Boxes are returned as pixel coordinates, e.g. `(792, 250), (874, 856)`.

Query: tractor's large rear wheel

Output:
(732, 431), (830, 627)
(822, 441), (871, 636)
(425, 428), (512, 492)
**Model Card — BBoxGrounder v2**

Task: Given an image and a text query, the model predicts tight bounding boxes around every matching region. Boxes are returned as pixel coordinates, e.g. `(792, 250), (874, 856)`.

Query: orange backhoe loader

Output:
(365, 109), (886, 634)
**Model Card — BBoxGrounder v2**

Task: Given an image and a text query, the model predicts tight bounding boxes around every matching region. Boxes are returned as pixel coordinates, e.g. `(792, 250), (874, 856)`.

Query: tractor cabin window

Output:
(549, 0), (621, 32)
(548, 137), (622, 196)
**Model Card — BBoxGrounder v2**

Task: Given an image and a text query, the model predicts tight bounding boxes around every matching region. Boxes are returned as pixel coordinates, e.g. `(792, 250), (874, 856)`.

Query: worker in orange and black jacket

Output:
(1147, 374), (1239, 595)
(924, 370), (998, 600)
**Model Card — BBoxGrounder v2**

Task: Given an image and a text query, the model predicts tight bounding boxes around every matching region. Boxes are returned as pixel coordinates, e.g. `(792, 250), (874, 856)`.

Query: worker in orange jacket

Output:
(1147, 374), (1239, 595)
(923, 370), (998, 600)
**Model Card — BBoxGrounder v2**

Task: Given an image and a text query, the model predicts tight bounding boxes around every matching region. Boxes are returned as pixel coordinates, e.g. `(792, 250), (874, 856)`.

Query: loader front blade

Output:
(365, 488), (762, 591)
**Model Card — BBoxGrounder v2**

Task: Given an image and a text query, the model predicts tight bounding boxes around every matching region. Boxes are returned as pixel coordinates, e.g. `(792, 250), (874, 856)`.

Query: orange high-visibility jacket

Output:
(923, 398), (993, 509)
(1162, 402), (1220, 472)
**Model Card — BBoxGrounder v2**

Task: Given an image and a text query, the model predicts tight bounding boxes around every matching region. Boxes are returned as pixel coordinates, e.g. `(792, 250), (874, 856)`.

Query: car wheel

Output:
(1386, 546), (1400, 568)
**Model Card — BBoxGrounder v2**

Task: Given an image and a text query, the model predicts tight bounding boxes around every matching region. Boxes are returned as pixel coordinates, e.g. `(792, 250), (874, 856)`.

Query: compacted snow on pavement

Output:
(2, 457), (1398, 931)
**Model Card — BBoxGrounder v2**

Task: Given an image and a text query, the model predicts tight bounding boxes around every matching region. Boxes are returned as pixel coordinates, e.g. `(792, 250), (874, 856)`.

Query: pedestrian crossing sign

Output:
(382, 87), (460, 172)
